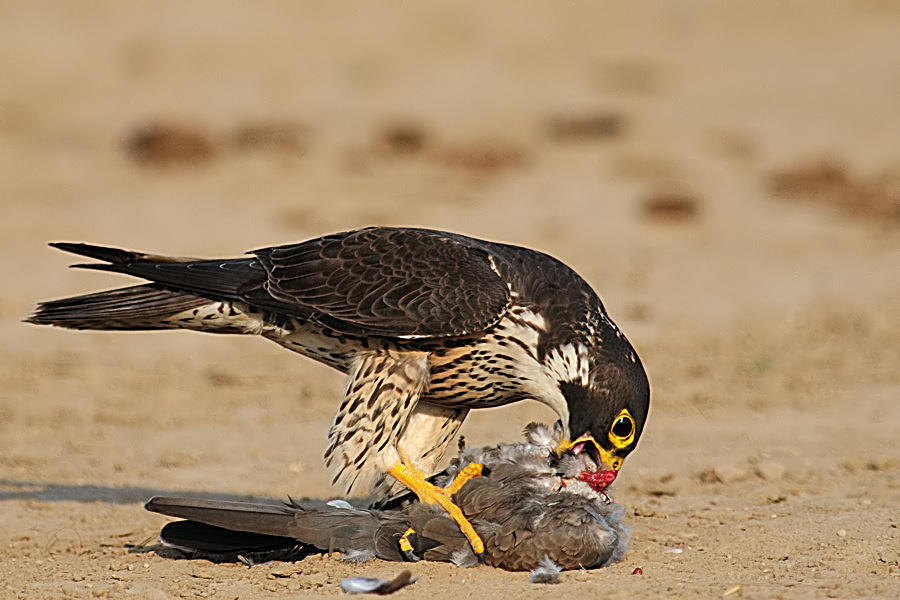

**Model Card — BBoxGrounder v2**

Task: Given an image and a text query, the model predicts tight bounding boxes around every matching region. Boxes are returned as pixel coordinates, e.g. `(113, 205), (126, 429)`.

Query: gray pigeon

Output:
(146, 423), (630, 571)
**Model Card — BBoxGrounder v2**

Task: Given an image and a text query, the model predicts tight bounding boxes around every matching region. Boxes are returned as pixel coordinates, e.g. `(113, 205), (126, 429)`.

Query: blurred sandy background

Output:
(1, 1), (898, 598)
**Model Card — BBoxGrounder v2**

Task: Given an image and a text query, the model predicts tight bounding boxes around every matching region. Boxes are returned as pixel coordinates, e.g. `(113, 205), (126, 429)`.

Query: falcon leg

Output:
(389, 459), (486, 560)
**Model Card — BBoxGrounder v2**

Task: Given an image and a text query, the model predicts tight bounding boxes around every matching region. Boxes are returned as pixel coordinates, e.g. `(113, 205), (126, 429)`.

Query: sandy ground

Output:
(1, 1), (899, 598)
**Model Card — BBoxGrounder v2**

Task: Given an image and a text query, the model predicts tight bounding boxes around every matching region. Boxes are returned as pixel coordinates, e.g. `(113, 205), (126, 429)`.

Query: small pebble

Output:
(837, 529), (847, 538)
(269, 566), (299, 578)
(632, 567), (643, 575)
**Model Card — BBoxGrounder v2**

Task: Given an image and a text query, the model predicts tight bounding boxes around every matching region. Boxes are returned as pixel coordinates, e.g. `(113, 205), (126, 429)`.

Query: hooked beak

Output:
(555, 434), (623, 494)
(555, 433), (624, 472)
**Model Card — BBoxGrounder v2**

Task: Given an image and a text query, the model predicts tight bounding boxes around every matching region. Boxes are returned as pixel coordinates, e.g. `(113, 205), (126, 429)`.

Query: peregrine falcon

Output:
(145, 423), (630, 571)
(28, 227), (650, 560)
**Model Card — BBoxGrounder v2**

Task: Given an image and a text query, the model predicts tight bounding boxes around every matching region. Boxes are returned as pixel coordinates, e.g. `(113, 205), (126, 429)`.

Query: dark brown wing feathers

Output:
(253, 228), (510, 337)
(43, 228), (511, 339)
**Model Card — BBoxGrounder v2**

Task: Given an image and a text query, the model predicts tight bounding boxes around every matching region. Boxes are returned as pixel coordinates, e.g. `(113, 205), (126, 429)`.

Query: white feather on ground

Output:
(340, 549), (375, 563)
(340, 570), (417, 594)
(529, 557), (562, 584)
(449, 547), (479, 568)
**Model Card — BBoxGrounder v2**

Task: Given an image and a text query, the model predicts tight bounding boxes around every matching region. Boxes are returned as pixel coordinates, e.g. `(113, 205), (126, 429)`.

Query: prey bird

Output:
(145, 423), (630, 571)
(28, 227), (650, 559)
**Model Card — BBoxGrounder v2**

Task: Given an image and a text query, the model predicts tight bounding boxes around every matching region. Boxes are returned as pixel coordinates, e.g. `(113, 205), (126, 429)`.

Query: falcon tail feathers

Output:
(25, 284), (211, 330)
(49, 242), (143, 264)
(45, 242), (261, 302)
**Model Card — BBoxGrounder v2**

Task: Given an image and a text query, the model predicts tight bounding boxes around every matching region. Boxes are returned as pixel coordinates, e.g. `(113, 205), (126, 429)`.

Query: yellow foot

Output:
(389, 460), (486, 559)
(398, 527), (420, 562)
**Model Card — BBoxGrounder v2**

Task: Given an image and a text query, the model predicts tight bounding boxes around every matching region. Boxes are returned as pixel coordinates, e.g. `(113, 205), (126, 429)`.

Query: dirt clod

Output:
(641, 190), (701, 222)
(545, 112), (625, 141)
(126, 122), (215, 166)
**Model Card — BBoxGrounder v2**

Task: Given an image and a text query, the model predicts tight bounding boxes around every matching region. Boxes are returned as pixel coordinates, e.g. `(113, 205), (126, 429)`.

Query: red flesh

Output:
(577, 469), (617, 492)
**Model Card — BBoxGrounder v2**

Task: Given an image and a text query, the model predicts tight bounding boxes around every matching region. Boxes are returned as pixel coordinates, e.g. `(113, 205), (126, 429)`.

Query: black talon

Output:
(402, 547), (421, 562)
(475, 551), (486, 565)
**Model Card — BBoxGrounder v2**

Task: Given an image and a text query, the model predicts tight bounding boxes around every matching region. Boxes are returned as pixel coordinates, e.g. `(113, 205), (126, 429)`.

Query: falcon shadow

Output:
(0, 479), (329, 563)
(0, 479), (281, 505)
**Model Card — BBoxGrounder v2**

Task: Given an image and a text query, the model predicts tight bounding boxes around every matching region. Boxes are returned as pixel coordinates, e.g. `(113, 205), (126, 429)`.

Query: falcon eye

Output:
(608, 410), (635, 448)
(611, 416), (632, 437)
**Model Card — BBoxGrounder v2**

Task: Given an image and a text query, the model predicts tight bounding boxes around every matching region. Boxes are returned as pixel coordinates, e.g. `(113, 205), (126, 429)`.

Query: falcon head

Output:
(554, 354), (650, 492)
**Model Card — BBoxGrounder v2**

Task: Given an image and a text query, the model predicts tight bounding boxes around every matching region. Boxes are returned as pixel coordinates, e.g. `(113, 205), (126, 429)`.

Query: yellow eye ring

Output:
(608, 409), (635, 449)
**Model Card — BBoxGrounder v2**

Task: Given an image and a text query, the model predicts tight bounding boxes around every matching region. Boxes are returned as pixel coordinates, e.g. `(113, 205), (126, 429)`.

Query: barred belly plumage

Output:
(423, 304), (547, 409)
(267, 302), (549, 412)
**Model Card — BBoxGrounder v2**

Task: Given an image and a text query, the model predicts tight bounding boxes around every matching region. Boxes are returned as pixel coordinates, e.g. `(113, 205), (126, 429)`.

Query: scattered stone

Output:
(378, 122), (429, 154)
(837, 529), (847, 538)
(189, 569), (215, 580)
(767, 158), (900, 222)
(126, 122), (215, 166)
(769, 159), (849, 197)
(269, 566), (300, 578)
(436, 140), (527, 172)
(545, 112), (625, 141)
(641, 189), (700, 222)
